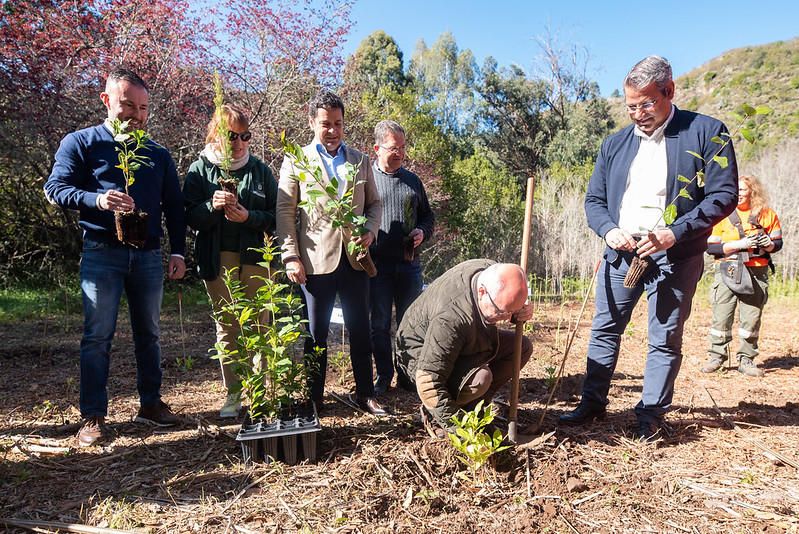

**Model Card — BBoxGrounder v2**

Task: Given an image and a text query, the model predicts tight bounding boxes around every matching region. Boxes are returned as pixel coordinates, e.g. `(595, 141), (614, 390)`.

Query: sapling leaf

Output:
(710, 136), (724, 144)
(678, 189), (693, 200)
(755, 105), (772, 115)
(697, 171), (705, 188)
(677, 174), (691, 183)
(712, 155), (728, 168)
(740, 128), (755, 143)
(739, 103), (756, 116)
(686, 150), (704, 161)
(663, 204), (678, 225)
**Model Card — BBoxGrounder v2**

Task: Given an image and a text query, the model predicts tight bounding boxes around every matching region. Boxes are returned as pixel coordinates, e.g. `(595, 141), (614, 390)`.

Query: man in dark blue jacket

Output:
(44, 68), (186, 447)
(559, 56), (738, 440)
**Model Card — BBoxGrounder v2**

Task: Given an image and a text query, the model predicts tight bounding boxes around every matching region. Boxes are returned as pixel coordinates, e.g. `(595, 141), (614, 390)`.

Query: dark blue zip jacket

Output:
(44, 123), (185, 254)
(585, 107), (738, 262)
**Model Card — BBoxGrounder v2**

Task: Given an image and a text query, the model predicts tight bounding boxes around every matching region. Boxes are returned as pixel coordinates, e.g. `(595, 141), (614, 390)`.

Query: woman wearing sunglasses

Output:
(183, 103), (278, 417)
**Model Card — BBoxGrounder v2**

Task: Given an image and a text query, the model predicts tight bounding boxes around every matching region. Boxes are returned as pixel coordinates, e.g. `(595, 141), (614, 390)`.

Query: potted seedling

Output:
(624, 103), (771, 288)
(110, 118), (152, 247)
(281, 132), (378, 277)
(213, 238), (321, 464)
(212, 72), (239, 196)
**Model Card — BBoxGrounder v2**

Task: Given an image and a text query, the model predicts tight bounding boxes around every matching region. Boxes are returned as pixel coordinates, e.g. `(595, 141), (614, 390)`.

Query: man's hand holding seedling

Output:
(635, 228), (676, 258)
(98, 189), (134, 212)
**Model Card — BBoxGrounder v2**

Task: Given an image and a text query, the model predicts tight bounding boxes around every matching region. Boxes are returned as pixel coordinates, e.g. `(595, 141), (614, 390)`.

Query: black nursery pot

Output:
(237, 399), (321, 465)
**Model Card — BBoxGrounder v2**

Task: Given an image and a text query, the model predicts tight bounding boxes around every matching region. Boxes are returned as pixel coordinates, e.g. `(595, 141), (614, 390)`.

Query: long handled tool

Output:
(530, 258), (601, 432)
(508, 176), (535, 443)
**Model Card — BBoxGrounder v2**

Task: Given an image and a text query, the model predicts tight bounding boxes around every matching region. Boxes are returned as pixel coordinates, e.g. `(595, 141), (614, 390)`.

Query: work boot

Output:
(219, 392), (242, 419)
(134, 401), (181, 427)
(701, 356), (724, 373)
(77, 416), (107, 447)
(738, 357), (764, 377)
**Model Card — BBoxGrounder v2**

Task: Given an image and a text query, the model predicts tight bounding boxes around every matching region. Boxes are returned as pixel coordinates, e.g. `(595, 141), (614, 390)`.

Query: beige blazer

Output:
(276, 142), (381, 275)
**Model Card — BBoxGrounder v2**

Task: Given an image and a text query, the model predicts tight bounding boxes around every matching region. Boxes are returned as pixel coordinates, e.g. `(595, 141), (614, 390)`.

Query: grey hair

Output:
(624, 55), (672, 92)
(374, 119), (406, 145)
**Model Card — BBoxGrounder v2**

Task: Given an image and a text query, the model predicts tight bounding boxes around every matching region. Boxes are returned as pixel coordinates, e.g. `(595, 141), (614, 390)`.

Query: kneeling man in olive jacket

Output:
(395, 259), (533, 437)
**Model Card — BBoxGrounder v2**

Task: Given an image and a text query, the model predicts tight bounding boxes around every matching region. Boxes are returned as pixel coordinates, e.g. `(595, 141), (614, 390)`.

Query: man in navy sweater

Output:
(44, 68), (186, 447)
(559, 56), (738, 441)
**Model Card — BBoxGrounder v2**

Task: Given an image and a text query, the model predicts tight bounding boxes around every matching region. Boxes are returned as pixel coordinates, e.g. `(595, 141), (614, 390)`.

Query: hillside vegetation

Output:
(674, 37), (799, 158)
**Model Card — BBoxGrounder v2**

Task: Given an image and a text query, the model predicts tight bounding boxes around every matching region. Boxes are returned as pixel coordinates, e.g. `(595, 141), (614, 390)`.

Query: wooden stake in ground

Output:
(508, 176), (535, 443)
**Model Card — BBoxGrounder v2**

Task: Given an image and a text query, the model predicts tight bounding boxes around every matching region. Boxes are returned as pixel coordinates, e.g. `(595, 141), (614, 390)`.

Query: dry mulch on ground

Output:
(2, 293), (798, 533)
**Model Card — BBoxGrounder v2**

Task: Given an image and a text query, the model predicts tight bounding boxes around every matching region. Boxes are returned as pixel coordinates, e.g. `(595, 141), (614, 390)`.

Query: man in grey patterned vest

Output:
(369, 120), (435, 395)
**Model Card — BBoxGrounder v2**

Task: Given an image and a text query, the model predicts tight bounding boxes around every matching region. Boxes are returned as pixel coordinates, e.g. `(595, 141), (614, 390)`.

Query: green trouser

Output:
(708, 265), (769, 362)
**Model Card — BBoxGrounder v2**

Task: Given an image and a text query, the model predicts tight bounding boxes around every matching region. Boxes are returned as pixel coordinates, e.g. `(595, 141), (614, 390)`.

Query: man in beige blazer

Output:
(277, 90), (386, 415)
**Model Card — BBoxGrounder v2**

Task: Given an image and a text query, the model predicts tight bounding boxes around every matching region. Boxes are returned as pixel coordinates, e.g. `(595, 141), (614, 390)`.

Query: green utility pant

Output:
(707, 265), (770, 362)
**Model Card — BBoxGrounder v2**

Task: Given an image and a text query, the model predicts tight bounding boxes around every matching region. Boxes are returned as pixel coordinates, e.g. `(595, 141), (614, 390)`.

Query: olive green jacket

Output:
(395, 259), (500, 428)
(183, 155), (277, 280)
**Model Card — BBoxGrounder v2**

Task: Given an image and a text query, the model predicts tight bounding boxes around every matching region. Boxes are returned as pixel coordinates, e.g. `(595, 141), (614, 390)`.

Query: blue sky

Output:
(342, 0), (798, 96)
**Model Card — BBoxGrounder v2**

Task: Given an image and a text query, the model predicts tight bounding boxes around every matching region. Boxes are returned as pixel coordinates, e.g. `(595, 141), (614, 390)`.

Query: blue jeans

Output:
(581, 251), (704, 425)
(79, 238), (164, 417)
(301, 254), (374, 400)
(369, 260), (422, 385)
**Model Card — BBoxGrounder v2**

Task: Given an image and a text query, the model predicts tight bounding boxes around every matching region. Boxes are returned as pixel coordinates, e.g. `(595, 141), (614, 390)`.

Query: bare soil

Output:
(2, 289), (798, 533)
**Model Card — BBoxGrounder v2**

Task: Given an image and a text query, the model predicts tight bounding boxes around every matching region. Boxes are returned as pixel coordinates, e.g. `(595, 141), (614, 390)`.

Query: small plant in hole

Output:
(449, 399), (510, 484)
(330, 350), (351, 385)
(176, 355), (195, 372)
(543, 364), (557, 391)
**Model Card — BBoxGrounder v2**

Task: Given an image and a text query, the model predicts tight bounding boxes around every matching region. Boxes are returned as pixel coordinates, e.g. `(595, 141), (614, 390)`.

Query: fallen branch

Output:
(0, 517), (133, 534)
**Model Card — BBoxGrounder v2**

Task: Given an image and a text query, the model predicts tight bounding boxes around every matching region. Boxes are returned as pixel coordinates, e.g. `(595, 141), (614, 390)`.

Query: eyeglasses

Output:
(625, 99), (657, 113)
(228, 130), (252, 142)
(481, 285), (512, 317)
(379, 144), (405, 155)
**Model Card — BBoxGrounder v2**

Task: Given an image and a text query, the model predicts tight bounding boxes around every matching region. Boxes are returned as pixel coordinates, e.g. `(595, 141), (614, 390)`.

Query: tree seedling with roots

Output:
(212, 71), (238, 194)
(281, 132), (376, 275)
(625, 103), (772, 287)
(449, 400), (510, 484)
(110, 118), (152, 247)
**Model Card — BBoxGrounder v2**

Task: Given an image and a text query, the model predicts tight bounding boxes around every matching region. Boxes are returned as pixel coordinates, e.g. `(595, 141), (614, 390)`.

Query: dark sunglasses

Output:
(227, 130), (252, 142)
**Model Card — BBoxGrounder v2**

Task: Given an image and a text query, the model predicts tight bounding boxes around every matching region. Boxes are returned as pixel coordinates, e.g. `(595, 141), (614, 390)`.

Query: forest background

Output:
(1, 0), (797, 295)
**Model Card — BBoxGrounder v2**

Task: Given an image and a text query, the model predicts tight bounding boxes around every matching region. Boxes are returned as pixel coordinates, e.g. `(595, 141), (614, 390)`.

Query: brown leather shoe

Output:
(350, 394), (388, 416)
(77, 416), (107, 447)
(134, 401), (181, 427)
